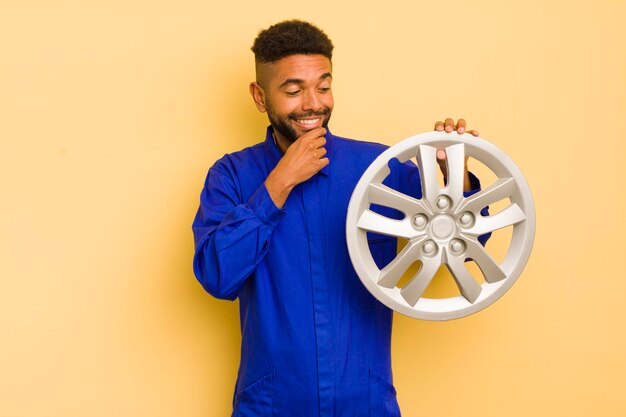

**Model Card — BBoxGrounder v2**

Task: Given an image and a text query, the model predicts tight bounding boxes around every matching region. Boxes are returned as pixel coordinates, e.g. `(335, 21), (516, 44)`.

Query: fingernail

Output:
(458, 127), (465, 133)
(445, 126), (452, 132)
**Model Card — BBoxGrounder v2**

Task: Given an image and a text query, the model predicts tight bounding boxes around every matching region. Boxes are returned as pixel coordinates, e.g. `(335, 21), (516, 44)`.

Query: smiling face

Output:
(250, 54), (334, 151)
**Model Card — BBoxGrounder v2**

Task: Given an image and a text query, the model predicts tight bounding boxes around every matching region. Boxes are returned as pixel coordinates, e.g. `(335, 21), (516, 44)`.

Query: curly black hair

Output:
(251, 20), (334, 63)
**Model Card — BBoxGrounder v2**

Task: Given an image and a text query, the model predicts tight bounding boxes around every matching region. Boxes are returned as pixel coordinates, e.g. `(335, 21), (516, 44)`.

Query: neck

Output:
(272, 130), (291, 155)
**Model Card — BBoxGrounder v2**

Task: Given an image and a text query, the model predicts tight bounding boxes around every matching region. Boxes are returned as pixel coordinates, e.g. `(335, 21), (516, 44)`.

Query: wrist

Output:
(267, 169), (295, 193)
(265, 170), (295, 208)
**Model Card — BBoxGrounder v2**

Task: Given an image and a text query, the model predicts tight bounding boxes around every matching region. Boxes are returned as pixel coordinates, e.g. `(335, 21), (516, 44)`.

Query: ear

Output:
(249, 82), (267, 113)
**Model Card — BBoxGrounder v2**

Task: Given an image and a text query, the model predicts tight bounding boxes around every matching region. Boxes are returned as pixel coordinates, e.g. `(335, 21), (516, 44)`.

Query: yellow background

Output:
(1, 1), (625, 416)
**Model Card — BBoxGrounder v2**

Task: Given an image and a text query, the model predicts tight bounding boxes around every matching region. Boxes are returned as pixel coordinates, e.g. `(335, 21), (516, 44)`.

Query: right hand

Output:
(265, 127), (329, 207)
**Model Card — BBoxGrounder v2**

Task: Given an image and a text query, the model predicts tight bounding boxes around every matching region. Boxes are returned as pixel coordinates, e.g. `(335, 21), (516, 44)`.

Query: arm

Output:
(192, 127), (328, 300)
(464, 172), (491, 246)
(192, 164), (284, 300)
(436, 117), (491, 245)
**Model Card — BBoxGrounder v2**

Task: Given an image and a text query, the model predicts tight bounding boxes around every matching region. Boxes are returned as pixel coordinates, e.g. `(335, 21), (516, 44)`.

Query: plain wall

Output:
(1, 1), (625, 416)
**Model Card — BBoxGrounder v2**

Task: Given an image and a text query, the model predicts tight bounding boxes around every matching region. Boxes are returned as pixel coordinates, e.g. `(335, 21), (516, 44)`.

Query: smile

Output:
(292, 118), (321, 128)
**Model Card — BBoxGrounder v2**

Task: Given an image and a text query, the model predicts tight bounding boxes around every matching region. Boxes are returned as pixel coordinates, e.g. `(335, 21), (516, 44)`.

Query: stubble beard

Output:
(266, 105), (332, 144)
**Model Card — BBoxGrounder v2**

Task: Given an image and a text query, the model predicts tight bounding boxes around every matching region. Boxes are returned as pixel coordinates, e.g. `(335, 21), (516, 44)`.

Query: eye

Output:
(286, 90), (301, 96)
(318, 87), (331, 93)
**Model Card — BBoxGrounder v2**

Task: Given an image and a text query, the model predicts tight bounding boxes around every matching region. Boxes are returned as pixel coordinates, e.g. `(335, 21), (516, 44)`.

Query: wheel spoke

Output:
(444, 143), (466, 203)
(465, 203), (526, 236)
(446, 252), (483, 303)
(415, 145), (440, 206)
(357, 209), (420, 239)
(377, 240), (425, 288)
(464, 238), (507, 283)
(368, 183), (431, 217)
(456, 177), (516, 214)
(400, 255), (441, 307)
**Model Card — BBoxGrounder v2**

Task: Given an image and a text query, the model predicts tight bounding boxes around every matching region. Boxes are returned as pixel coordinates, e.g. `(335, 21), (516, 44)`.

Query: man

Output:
(192, 20), (484, 416)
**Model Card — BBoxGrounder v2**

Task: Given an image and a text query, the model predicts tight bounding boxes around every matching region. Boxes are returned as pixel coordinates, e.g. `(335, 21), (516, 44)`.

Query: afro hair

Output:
(251, 20), (334, 63)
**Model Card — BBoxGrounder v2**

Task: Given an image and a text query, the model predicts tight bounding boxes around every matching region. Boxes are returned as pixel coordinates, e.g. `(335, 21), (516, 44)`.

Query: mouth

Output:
(291, 117), (322, 130)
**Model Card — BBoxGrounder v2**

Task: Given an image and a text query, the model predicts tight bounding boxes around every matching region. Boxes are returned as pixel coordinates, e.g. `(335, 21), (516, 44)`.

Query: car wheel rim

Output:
(345, 131), (536, 320)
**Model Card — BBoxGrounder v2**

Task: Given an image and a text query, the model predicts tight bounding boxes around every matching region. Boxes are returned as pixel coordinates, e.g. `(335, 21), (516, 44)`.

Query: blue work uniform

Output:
(192, 126), (485, 417)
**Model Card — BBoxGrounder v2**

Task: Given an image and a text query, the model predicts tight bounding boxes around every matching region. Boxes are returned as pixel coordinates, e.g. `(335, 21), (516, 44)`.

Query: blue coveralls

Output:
(192, 126), (484, 416)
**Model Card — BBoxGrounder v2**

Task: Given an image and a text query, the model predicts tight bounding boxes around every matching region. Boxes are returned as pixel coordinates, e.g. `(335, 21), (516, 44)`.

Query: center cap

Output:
(431, 215), (455, 239)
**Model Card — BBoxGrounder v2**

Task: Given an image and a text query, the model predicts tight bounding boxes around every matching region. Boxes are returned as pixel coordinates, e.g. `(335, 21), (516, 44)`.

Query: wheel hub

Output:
(430, 215), (455, 239)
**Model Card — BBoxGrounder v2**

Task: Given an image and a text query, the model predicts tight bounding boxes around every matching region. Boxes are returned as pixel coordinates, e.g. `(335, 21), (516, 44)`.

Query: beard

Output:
(266, 105), (332, 144)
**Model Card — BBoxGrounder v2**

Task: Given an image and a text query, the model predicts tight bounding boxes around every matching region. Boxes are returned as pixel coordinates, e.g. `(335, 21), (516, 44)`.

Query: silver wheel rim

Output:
(346, 131), (536, 320)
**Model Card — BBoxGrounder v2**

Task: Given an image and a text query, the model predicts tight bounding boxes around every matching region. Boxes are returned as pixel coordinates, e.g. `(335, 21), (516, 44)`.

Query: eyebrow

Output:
(279, 72), (332, 88)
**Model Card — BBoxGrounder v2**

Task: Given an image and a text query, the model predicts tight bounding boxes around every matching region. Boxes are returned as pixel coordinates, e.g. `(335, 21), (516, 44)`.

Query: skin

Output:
(434, 118), (480, 191)
(249, 54), (480, 208)
(250, 54), (333, 208)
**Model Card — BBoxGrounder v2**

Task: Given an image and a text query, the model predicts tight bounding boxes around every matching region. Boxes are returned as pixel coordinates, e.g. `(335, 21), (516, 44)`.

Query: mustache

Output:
(288, 109), (331, 119)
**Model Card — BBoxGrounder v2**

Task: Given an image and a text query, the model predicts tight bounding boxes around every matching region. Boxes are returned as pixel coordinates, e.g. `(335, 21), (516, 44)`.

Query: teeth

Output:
(296, 118), (320, 126)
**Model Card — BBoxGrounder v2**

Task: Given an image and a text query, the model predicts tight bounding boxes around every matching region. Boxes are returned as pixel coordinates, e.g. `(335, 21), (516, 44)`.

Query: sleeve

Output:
(192, 163), (285, 300)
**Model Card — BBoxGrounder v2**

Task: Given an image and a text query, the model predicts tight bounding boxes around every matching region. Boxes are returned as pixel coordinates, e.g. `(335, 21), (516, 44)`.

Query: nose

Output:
(302, 89), (322, 112)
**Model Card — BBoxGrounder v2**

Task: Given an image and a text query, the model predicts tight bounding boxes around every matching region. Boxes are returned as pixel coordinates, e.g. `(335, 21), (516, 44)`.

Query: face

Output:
(250, 54), (334, 148)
